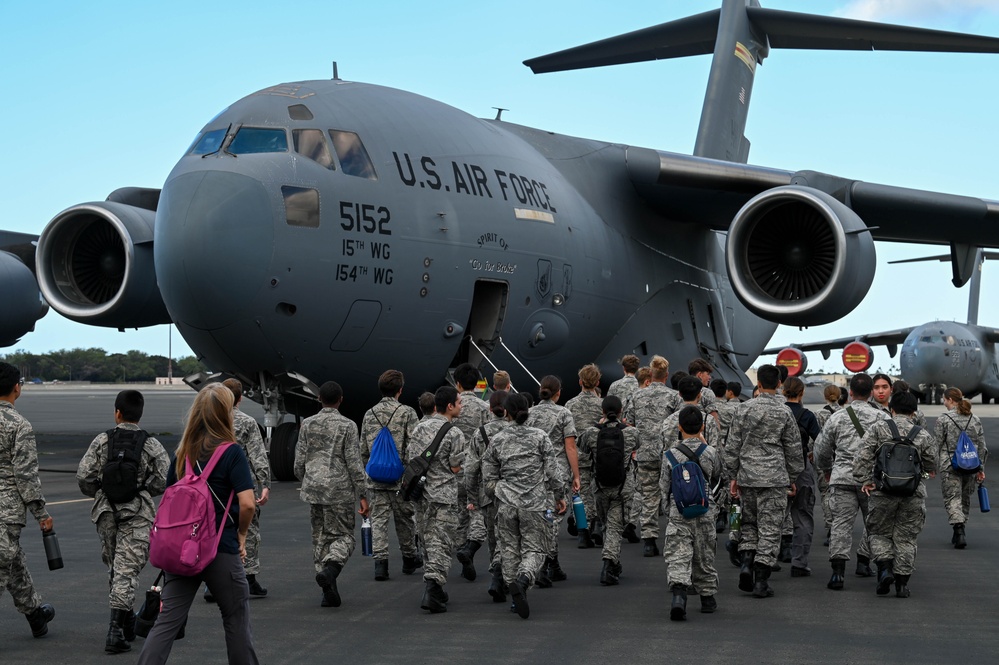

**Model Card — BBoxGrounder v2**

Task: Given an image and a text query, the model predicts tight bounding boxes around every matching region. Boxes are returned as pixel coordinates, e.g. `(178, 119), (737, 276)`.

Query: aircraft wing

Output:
(625, 149), (999, 247)
(0, 230), (38, 272)
(762, 327), (917, 358)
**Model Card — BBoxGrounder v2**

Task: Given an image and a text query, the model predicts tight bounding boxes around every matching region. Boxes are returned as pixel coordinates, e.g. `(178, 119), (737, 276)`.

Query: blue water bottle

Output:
(979, 484), (990, 513)
(572, 494), (587, 531)
(361, 518), (373, 556)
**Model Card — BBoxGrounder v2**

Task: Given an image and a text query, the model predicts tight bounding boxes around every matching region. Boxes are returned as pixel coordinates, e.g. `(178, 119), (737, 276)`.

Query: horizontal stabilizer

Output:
(889, 252), (999, 264)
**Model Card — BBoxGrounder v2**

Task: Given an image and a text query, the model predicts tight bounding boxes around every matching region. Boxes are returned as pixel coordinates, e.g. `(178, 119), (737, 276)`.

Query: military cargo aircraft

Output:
(4, 0), (999, 477)
(766, 250), (999, 404)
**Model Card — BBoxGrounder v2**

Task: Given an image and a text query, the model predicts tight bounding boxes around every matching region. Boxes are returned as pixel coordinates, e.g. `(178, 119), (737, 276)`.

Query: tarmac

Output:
(2, 385), (997, 664)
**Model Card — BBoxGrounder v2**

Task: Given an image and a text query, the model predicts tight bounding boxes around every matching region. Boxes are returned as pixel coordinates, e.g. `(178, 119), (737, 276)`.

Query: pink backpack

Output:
(150, 443), (234, 575)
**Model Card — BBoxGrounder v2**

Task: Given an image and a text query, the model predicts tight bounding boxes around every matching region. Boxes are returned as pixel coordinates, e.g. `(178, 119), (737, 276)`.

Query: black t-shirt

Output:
(166, 444), (254, 555)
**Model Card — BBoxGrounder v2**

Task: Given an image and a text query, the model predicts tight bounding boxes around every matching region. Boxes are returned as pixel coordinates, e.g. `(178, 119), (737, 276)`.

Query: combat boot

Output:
(875, 560), (895, 596)
(622, 523), (641, 544)
(954, 524), (967, 549)
(591, 521), (604, 547)
(669, 584), (687, 621)
(827, 559), (846, 590)
(247, 574), (268, 597)
(778, 535), (793, 563)
(752, 563), (775, 598)
(535, 561), (552, 588)
(566, 514), (578, 537)
(577, 528), (595, 549)
(600, 558), (619, 586)
(317, 562), (342, 607)
(855, 555), (874, 577)
(402, 554), (423, 575)
(106, 609), (131, 653)
(548, 555), (567, 582)
(699, 595), (718, 613)
(738, 550), (756, 592)
(374, 558), (389, 581)
(895, 574), (911, 598)
(610, 559), (623, 579)
(488, 568), (507, 602)
(642, 537), (659, 557)
(727, 539), (741, 568)
(26, 603), (54, 638)
(420, 580), (448, 614)
(456, 540), (481, 581)
(121, 608), (137, 642)
(510, 574), (531, 619)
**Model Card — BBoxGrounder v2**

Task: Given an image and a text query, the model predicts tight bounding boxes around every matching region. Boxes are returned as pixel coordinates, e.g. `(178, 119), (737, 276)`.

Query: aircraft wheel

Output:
(983, 395), (992, 405)
(270, 422), (299, 482)
(915, 391), (928, 405)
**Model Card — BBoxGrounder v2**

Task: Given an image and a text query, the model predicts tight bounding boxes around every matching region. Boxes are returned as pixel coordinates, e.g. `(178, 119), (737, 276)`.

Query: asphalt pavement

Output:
(1, 386), (997, 664)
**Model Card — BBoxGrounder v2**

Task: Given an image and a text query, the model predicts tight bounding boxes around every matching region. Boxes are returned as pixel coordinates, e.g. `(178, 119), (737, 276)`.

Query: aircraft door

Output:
(449, 279), (509, 373)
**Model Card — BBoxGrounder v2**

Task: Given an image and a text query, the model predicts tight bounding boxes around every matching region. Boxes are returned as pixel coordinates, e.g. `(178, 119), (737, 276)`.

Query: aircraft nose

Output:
(154, 171), (274, 330)
(907, 343), (946, 384)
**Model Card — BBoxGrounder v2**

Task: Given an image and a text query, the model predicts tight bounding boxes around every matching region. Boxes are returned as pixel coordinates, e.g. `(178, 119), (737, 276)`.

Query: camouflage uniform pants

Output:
(828, 484), (872, 561)
(369, 489), (419, 560)
(0, 524), (42, 614)
(244, 506), (262, 576)
(625, 461), (640, 529)
(940, 470), (977, 525)
(468, 508), (487, 543)
(416, 500), (459, 586)
(737, 486), (787, 568)
(790, 463), (816, 569)
(579, 466), (597, 524)
(817, 470), (833, 534)
(663, 512), (718, 595)
(496, 503), (549, 589)
(636, 460), (663, 540)
(309, 503), (356, 572)
(480, 502), (501, 572)
(96, 512), (151, 611)
(867, 491), (926, 575)
(595, 484), (628, 563)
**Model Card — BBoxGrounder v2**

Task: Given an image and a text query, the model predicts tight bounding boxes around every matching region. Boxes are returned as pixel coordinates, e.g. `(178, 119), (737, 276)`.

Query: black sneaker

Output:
(247, 575), (268, 597)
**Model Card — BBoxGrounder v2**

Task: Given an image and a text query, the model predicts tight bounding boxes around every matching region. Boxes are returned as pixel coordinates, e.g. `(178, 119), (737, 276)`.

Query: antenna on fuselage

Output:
(493, 107), (508, 121)
(332, 61), (340, 81)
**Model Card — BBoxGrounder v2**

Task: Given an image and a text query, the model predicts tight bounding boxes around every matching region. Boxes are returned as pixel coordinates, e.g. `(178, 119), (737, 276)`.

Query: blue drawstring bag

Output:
(366, 407), (405, 483)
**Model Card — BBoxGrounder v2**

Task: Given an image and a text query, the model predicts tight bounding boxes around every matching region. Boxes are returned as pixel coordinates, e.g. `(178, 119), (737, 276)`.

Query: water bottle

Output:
(42, 530), (63, 570)
(571, 494), (587, 530)
(361, 518), (373, 556)
(979, 484), (991, 513)
(543, 508), (554, 524)
(729, 504), (742, 532)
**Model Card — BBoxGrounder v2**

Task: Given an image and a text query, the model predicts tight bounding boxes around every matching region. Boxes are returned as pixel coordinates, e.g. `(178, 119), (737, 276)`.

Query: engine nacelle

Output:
(775, 347), (808, 377)
(36, 202), (171, 328)
(0, 251), (48, 346)
(725, 186), (876, 326)
(842, 341), (874, 373)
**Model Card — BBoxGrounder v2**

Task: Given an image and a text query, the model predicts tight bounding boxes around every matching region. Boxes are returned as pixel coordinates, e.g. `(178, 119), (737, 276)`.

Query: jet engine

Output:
(36, 202), (170, 328)
(0, 251), (48, 346)
(725, 186), (876, 326)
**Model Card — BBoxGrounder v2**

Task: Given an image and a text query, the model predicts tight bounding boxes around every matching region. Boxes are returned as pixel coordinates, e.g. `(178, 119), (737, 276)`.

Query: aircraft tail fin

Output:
(890, 249), (999, 326)
(525, 1), (999, 163)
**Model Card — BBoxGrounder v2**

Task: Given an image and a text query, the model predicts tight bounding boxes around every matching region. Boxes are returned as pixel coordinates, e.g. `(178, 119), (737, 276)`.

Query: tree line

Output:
(0, 348), (209, 383)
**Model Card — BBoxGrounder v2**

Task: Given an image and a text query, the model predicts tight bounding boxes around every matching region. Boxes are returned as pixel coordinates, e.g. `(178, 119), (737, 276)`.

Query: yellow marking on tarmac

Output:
(47, 498), (91, 506)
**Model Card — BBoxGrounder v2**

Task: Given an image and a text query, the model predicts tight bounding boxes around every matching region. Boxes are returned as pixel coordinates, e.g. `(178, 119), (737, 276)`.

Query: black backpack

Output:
(594, 422), (627, 488)
(873, 421), (923, 497)
(101, 428), (148, 504)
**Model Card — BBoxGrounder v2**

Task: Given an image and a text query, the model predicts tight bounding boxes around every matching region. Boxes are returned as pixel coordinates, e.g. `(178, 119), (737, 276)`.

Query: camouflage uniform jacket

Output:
(577, 421), (639, 481)
(813, 400), (888, 487)
(234, 408), (270, 493)
(566, 391), (603, 468)
(465, 416), (510, 507)
(77, 422), (169, 524)
(294, 407), (365, 506)
(657, 407), (722, 460)
(360, 397), (419, 490)
(0, 401), (50, 526)
(453, 391), (491, 471)
(714, 399), (740, 444)
(660, 436), (723, 517)
(934, 408), (988, 473)
(409, 414), (464, 505)
(816, 403), (841, 429)
(481, 423), (565, 510)
(853, 415), (937, 493)
(525, 400), (577, 474)
(607, 375), (639, 405)
(724, 392), (804, 488)
(624, 383), (677, 463)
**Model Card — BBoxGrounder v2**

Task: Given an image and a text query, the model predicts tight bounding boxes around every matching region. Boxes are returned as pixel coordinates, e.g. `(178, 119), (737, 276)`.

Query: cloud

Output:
(836, 0), (999, 22)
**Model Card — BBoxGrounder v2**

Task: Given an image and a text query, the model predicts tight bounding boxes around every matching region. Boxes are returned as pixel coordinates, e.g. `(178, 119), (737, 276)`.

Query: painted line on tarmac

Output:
(47, 498), (91, 506)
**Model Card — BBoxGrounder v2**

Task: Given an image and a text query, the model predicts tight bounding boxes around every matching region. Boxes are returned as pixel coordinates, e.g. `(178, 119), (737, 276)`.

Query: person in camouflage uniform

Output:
(870, 374), (893, 415)
(451, 363), (491, 582)
(710, 379), (738, 533)
(854, 391), (937, 598)
(661, 406), (722, 619)
(813, 373), (888, 589)
(576, 396), (638, 586)
(0, 363), (55, 638)
(465, 391), (511, 602)
(934, 387), (988, 549)
(815, 384), (842, 546)
(219, 379), (270, 598)
(620, 366), (651, 544)
(482, 392), (566, 619)
(782, 378), (820, 577)
(658, 377), (723, 455)
(294, 381), (369, 608)
(409, 386), (465, 614)
(607, 354), (641, 405)
(359, 370), (422, 581)
(623, 356), (677, 557)
(687, 358), (719, 418)
(77, 389), (168, 653)
(565, 364), (604, 549)
(891, 380), (926, 427)
(525, 376), (579, 584)
(724, 364), (803, 599)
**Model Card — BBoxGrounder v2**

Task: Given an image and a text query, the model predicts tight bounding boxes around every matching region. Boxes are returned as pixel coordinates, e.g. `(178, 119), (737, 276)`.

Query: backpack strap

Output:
(884, 419), (902, 441)
(373, 403), (404, 430)
(479, 425), (490, 448)
(194, 443), (237, 527)
(187, 442), (235, 479)
(846, 406), (865, 438)
(675, 442), (705, 467)
(422, 423), (454, 465)
(823, 404), (835, 413)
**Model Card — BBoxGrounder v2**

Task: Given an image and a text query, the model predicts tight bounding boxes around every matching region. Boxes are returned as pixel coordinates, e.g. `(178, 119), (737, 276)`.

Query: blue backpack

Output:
(365, 405), (406, 484)
(950, 416), (982, 475)
(664, 442), (710, 519)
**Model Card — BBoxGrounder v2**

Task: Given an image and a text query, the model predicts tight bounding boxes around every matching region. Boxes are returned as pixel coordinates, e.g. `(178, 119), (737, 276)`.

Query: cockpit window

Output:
(229, 127), (289, 154)
(288, 104), (314, 120)
(190, 129), (227, 155)
(329, 130), (376, 180)
(282, 186), (320, 228)
(293, 129), (334, 170)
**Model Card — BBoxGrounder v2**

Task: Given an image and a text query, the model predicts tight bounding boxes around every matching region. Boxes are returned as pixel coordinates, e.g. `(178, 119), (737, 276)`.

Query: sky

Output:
(2, 0), (999, 371)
